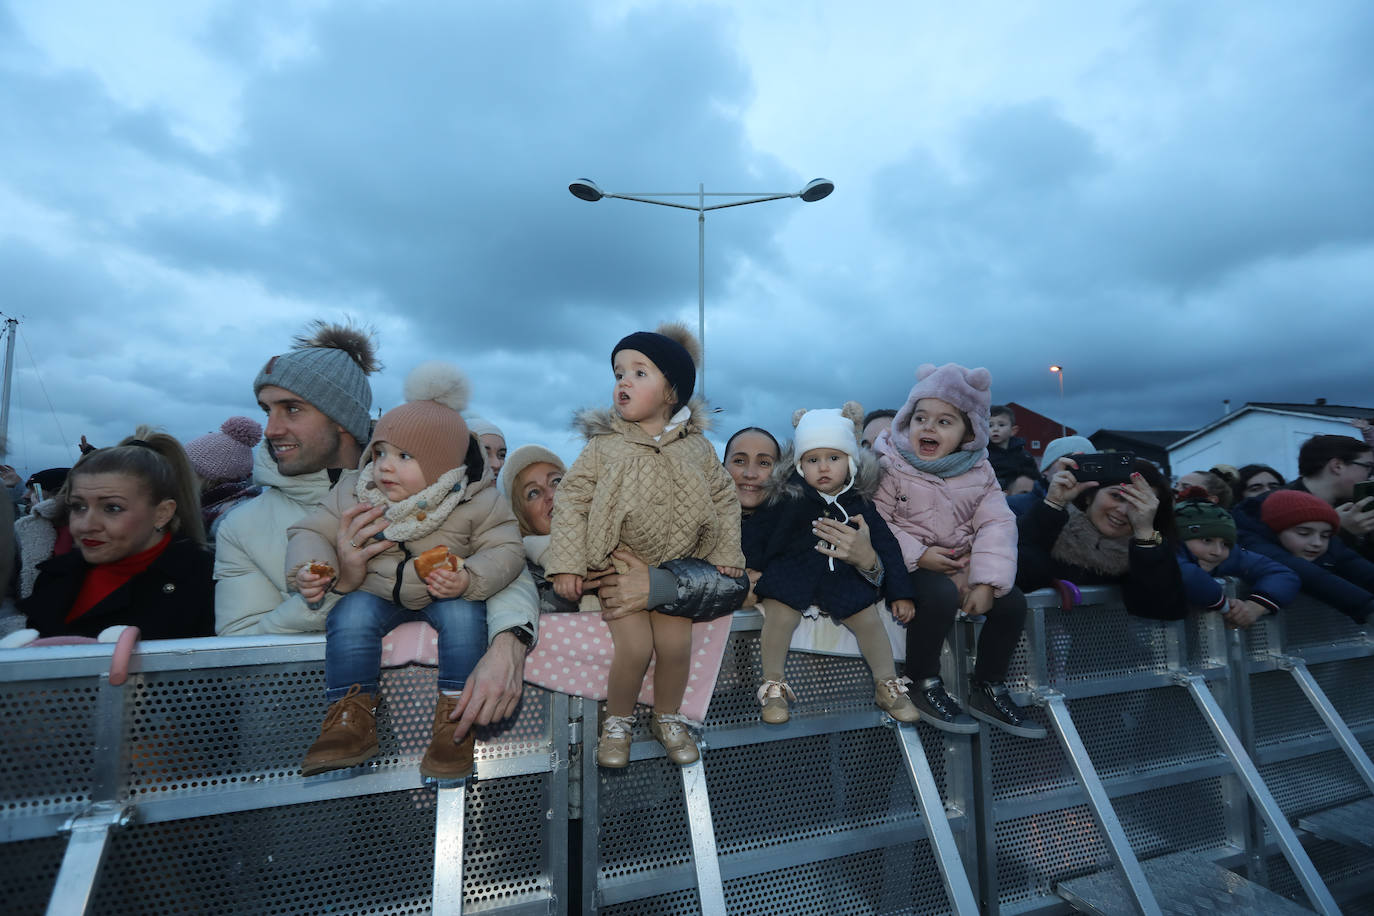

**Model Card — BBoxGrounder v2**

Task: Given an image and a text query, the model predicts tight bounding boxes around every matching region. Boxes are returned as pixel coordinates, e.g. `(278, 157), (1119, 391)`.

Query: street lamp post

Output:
(568, 178), (834, 398)
(1049, 365), (1066, 437)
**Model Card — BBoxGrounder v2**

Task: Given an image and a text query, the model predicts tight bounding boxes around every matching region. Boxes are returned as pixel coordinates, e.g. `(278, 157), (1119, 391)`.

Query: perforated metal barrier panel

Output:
(3, 589), (1372, 916)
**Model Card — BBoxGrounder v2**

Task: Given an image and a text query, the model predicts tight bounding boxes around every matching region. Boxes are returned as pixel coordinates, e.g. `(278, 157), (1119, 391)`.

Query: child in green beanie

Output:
(1174, 488), (1299, 627)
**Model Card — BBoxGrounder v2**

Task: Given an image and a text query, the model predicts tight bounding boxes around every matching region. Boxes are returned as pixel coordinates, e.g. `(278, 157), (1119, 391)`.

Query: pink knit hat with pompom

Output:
(185, 416), (263, 483)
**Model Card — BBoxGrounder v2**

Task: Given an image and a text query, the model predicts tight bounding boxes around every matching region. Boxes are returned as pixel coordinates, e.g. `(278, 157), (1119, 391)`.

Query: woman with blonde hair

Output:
(22, 426), (214, 639)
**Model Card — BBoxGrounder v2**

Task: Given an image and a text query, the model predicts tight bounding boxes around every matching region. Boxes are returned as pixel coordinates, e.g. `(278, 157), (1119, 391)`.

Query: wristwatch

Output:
(501, 626), (535, 649)
(1132, 530), (1163, 547)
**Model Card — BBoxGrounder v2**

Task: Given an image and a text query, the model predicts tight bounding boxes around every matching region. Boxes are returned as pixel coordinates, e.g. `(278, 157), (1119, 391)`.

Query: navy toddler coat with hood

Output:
(744, 449), (913, 620)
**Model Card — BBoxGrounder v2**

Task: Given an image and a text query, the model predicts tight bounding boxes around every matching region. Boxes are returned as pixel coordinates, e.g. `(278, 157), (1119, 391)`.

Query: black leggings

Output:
(904, 568), (1027, 683)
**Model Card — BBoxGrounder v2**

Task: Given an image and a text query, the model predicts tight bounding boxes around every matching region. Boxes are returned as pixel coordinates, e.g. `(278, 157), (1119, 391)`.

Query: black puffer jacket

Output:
(23, 537), (215, 639)
(745, 449), (912, 620)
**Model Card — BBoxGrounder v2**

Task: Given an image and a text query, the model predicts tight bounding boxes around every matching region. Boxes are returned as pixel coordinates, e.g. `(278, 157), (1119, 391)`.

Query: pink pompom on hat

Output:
(185, 416), (263, 483)
(892, 363), (993, 452)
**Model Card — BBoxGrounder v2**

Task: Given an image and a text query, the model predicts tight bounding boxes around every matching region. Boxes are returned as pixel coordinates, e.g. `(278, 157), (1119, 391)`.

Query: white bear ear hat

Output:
(792, 401), (865, 484)
(892, 363), (993, 452)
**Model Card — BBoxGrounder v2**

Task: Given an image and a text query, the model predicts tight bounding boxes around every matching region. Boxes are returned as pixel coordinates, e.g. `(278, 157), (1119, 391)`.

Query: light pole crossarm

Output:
(702, 194), (795, 212)
(601, 194), (702, 212)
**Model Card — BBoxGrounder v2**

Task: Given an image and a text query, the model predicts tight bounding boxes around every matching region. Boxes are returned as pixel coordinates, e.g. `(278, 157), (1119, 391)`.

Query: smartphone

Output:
(1073, 452), (1136, 486)
(1354, 479), (1374, 508)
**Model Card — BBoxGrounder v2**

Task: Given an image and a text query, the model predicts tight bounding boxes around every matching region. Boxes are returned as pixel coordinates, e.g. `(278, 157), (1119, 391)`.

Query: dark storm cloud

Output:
(864, 2), (1374, 436)
(126, 1), (795, 352)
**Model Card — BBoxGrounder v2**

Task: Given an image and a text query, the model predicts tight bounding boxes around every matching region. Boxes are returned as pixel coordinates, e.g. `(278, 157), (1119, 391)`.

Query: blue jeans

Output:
(325, 590), (487, 701)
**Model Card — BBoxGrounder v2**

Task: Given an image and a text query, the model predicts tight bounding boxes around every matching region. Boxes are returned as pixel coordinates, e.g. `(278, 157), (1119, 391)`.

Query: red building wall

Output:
(1005, 401), (1076, 462)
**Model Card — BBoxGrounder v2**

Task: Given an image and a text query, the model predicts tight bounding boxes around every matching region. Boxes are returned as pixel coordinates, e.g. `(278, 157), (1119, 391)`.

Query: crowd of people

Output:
(3, 319), (1374, 781)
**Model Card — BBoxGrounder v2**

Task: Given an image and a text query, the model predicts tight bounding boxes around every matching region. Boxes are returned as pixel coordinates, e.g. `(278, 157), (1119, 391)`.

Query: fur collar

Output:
(764, 444), (881, 506)
(1051, 505), (1131, 577)
(573, 396), (711, 443)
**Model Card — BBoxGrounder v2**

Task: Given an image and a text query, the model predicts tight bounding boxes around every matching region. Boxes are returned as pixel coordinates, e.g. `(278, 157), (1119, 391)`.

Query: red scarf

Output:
(67, 533), (173, 624)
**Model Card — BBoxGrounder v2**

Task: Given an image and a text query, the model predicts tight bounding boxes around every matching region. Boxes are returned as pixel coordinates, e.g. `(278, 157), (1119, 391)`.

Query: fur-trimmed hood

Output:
(572, 396), (712, 443)
(764, 444), (881, 506)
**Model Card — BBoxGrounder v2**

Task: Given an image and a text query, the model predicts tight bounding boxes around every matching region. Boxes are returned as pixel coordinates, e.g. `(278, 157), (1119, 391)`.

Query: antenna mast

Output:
(0, 317), (17, 457)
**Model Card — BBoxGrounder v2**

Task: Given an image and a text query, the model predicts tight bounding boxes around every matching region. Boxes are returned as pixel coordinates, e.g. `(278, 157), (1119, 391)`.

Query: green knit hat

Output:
(1175, 498), (1236, 545)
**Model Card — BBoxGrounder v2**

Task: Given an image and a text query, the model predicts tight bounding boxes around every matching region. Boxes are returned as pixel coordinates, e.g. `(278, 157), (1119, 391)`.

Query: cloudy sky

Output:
(2, 0), (1371, 475)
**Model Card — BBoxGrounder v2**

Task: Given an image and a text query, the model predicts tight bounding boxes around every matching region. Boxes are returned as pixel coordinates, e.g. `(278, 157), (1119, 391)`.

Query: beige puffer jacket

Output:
(286, 468), (523, 609)
(543, 401), (745, 577)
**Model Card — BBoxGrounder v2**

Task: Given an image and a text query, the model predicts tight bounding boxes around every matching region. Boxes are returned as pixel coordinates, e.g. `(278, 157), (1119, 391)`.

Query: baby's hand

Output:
(295, 567), (330, 604)
(890, 599), (916, 623)
(716, 565), (744, 578)
(553, 573), (584, 602)
(425, 566), (471, 600)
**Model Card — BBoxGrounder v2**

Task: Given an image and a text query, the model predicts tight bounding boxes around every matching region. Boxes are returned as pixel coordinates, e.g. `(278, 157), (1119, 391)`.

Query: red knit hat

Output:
(1261, 490), (1340, 534)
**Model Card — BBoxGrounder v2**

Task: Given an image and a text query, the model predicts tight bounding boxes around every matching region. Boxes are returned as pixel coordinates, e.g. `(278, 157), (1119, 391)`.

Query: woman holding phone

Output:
(1016, 456), (1187, 619)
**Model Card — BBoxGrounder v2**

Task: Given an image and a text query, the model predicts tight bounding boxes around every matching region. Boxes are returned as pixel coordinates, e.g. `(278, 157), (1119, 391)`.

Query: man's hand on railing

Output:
(448, 630), (526, 740)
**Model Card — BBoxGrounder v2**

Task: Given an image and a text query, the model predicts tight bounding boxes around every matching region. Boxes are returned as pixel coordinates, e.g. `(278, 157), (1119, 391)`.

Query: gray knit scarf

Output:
(894, 442), (986, 479)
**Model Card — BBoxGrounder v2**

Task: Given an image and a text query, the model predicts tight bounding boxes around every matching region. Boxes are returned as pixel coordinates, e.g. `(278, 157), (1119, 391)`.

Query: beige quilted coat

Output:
(543, 402), (745, 578)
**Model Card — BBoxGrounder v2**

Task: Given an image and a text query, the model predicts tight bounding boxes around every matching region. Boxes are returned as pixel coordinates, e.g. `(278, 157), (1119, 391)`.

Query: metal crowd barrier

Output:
(2, 588), (1372, 915)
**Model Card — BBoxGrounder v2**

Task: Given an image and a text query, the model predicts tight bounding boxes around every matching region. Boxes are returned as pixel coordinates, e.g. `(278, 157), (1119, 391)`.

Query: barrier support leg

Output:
(1177, 673), (1342, 916)
(1222, 627), (1268, 886)
(892, 722), (980, 916)
(679, 757), (727, 915)
(46, 804), (131, 916)
(1036, 690), (1162, 916)
(431, 779), (467, 915)
(1279, 657), (1374, 793)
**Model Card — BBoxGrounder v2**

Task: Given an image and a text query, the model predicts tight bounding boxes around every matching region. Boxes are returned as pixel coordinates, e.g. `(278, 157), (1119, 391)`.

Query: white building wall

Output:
(1168, 410), (1363, 481)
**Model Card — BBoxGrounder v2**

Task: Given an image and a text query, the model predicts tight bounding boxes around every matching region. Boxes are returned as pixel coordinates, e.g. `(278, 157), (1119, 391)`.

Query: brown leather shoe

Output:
(420, 693), (474, 780)
(301, 685), (379, 777)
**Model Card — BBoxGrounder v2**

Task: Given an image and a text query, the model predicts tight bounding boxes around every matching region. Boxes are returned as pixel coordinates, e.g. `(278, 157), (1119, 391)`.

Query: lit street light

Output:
(568, 178), (834, 398)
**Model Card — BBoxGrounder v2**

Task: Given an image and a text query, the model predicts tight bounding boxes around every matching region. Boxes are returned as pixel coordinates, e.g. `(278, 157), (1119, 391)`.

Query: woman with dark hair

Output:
(22, 426), (214, 639)
(724, 426), (782, 606)
(1233, 464), (1285, 504)
(1016, 458), (1186, 620)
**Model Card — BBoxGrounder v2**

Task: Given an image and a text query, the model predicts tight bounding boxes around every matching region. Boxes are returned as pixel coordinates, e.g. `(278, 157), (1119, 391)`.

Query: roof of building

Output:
(1169, 401), (1374, 451)
(1089, 429), (1195, 450)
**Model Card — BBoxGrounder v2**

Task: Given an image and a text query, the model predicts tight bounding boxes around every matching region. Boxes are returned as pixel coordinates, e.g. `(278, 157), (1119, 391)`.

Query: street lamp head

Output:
(799, 178), (835, 203)
(1049, 365), (1062, 373)
(568, 179), (604, 202)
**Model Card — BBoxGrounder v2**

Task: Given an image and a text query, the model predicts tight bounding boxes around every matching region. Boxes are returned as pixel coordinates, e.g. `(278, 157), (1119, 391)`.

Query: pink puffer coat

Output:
(871, 431), (1018, 596)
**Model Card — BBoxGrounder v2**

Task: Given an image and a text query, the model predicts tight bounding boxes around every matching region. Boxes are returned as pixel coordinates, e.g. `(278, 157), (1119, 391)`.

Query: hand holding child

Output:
(716, 565), (744, 578)
(424, 565), (471, 600)
(960, 584), (995, 617)
(553, 573), (584, 602)
(334, 502), (393, 594)
(813, 516), (878, 572)
(917, 546), (968, 574)
(889, 599), (915, 623)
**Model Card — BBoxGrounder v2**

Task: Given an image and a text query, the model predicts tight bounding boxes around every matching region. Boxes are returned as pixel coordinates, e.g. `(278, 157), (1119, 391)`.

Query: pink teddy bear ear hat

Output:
(892, 363), (993, 452)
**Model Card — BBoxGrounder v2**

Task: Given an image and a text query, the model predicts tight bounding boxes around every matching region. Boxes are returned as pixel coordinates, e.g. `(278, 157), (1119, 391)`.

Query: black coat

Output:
(1015, 499), (1187, 620)
(745, 472), (913, 620)
(22, 538), (216, 640)
(987, 437), (1040, 490)
(1233, 493), (1374, 624)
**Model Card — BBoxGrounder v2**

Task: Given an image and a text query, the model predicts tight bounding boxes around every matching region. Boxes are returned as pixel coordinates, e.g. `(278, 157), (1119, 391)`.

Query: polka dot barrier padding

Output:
(522, 612), (732, 723)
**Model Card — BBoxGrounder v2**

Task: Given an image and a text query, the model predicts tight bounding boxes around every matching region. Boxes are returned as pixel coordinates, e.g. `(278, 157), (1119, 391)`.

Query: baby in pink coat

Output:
(873, 363), (1044, 739)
